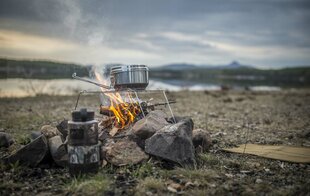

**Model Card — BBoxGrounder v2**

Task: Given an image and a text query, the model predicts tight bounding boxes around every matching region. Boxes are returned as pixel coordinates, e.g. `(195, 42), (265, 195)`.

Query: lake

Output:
(0, 78), (281, 97)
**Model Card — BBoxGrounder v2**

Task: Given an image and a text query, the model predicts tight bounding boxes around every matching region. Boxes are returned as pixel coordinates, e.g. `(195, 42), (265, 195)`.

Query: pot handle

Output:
(72, 73), (111, 89)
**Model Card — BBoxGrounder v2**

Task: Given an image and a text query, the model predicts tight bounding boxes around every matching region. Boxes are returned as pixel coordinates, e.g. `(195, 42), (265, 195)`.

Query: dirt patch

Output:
(0, 90), (310, 195)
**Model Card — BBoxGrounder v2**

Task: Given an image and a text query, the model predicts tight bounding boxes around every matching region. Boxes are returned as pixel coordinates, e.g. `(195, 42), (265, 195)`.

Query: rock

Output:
(211, 132), (227, 137)
(192, 129), (212, 153)
(40, 125), (61, 139)
(145, 118), (196, 167)
(56, 119), (68, 139)
(167, 182), (182, 192)
(48, 136), (68, 167)
(133, 110), (169, 140)
(103, 139), (149, 166)
(222, 97), (233, 103)
(167, 116), (190, 124)
(208, 113), (218, 118)
(30, 131), (42, 141)
(4, 135), (48, 167)
(235, 97), (245, 102)
(221, 85), (231, 91)
(297, 129), (310, 139)
(167, 186), (178, 193)
(0, 132), (14, 148)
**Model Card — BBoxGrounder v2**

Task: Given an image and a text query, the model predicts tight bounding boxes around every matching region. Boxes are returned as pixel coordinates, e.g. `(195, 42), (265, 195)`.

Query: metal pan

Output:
(110, 65), (149, 90)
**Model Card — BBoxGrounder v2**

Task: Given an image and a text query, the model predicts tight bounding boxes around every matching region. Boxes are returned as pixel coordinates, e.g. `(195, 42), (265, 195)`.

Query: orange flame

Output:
(95, 68), (140, 129)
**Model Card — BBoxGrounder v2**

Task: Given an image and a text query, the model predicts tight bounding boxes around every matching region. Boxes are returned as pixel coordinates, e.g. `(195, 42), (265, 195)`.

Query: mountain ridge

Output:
(153, 61), (253, 71)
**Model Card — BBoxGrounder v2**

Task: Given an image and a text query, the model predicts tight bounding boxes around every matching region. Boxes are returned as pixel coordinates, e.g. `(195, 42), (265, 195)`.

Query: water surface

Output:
(0, 78), (281, 97)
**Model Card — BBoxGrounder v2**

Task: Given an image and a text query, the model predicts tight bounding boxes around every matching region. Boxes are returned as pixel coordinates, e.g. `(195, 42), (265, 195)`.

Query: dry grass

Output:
(135, 177), (166, 195)
(65, 173), (111, 195)
(1, 90), (310, 195)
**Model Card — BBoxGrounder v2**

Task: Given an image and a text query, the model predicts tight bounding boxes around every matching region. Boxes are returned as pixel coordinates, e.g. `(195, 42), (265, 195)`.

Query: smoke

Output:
(57, 0), (82, 37)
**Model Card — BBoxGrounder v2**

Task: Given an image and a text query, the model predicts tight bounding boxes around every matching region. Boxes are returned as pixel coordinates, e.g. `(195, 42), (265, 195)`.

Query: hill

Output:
(153, 61), (253, 71)
(1, 58), (309, 87)
(0, 58), (89, 79)
(150, 62), (310, 87)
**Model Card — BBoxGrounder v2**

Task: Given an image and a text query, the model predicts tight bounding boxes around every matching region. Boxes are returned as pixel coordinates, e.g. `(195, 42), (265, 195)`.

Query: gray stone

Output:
(192, 129), (212, 153)
(30, 131), (42, 141)
(56, 119), (68, 139)
(145, 118), (196, 167)
(297, 129), (310, 139)
(40, 125), (61, 139)
(0, 132), (14, 148)
(4, 135), (48, 167)
(103, 139), (149, 166)
(48, 136), (68, 167)
(133, 110), (169, 140)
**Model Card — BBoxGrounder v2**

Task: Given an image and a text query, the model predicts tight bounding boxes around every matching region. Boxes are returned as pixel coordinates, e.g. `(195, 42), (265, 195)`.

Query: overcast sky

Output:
(0, 0), (309, 68)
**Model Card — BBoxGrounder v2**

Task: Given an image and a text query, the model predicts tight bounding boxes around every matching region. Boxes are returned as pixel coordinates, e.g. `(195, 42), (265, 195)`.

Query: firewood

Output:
(109, 126), (119, 137)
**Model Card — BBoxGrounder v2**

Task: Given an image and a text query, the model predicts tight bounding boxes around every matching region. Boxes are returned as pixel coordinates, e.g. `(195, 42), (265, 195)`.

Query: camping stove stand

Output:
(74, 89), (176, 123)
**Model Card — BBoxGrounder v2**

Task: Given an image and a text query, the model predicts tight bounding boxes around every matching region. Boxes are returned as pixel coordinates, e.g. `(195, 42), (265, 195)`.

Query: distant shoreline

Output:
(1, 58), (309, 88)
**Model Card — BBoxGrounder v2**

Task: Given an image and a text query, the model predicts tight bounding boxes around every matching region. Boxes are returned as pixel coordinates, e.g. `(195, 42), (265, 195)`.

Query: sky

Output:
(0, 0), (309, 68)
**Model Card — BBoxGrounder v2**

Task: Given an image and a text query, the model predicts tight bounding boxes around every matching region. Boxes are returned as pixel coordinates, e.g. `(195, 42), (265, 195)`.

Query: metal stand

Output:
(74, 89), (176, 123)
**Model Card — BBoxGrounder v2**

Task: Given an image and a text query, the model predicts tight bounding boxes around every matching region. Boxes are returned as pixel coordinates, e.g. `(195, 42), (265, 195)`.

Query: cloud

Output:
(0, 30), (77, 53)
(0, 0), (309, 67)
(0, 30), (161, 65)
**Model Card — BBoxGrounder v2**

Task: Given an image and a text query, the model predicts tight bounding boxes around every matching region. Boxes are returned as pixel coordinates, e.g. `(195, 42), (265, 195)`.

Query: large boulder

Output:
(133, 110), (169, 140)
(102, 139), (149, 166)
(192, 129), (212, 153)
(4, 135), (48, 167)
(48, 136), (68, 167)
(145, 118), (196, 167)
(0, 132), (14, 148)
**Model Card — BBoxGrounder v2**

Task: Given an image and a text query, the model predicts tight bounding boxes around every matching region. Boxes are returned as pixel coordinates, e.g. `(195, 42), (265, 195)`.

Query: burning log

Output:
(109, 127), (119, 137)
(99, 105), (114, 116)
(99, 115), (115, 128)
(100, 100), (176, 129)
(100, 100), (143, 129)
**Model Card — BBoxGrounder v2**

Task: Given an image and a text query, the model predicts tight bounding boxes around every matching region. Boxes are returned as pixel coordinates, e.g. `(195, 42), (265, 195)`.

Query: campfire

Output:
(69, 65), (199, 172)
(101, 92), (142, 129)
(73, 64), (177, 135)
(3, 65), (208, 178)
(94, 69), (143, 129)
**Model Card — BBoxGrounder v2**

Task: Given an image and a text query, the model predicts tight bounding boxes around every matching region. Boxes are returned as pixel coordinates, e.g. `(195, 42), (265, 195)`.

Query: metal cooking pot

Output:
(110, 65), (149, 90)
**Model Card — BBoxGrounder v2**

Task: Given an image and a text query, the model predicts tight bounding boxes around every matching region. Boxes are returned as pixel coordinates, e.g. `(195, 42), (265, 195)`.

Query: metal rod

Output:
(74, 90), (85, 110)
(72, 73), (111, 89)
(163, 90), (176, 123)
(134, 91), (146, 118)
(74, 89), (176, 123)
(73, 89), (165, 94)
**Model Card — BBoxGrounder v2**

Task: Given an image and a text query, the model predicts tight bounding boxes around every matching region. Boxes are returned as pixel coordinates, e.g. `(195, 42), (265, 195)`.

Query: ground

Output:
(0, 90), (310, 195)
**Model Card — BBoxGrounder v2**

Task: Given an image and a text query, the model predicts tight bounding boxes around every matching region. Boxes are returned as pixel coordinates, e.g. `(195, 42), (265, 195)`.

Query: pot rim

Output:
(110, 65), (149, 74)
